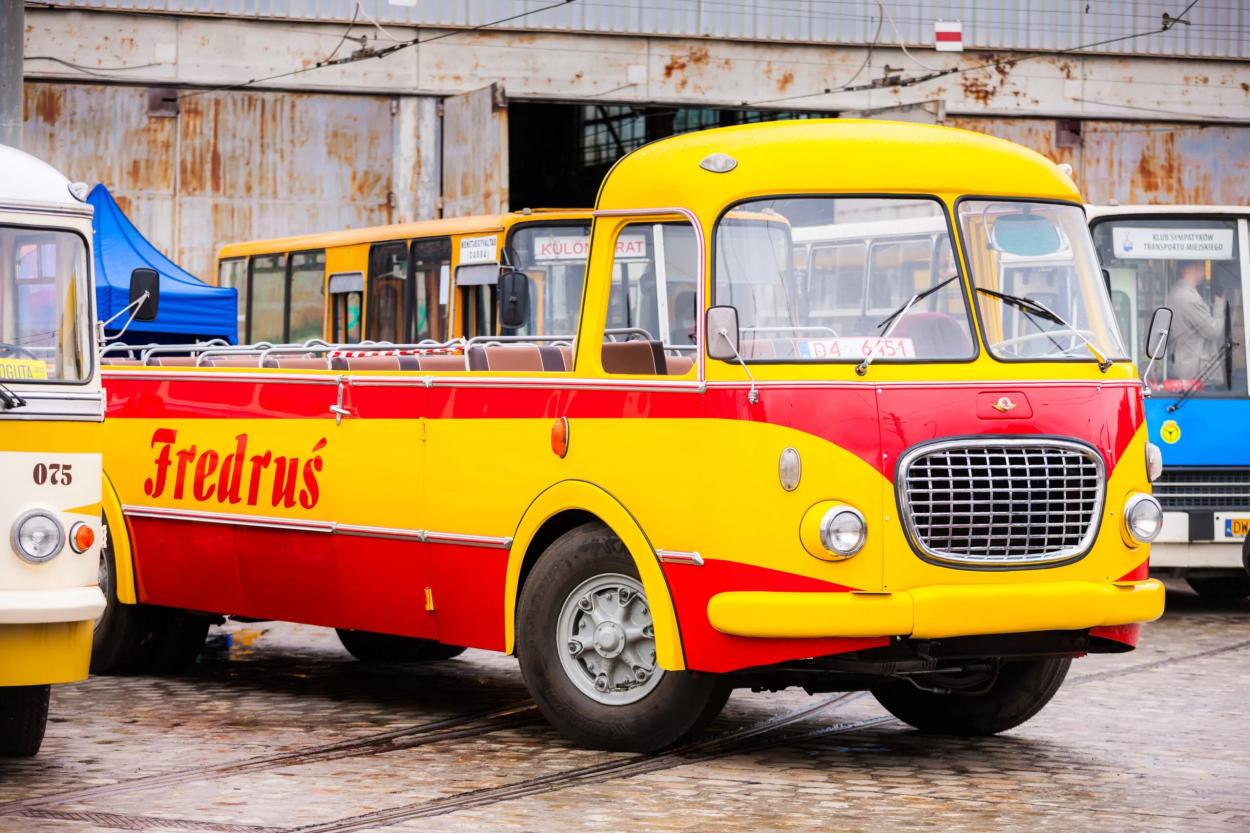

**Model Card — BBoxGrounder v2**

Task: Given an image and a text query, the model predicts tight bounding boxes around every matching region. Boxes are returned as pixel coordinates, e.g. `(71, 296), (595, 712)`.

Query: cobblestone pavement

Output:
(2, 581), (1247, 833)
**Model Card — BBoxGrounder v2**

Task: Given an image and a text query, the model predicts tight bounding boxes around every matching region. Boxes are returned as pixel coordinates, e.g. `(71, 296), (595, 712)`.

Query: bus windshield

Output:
(960, 201), (1126, 365)
(0, 225), (90, 383)
(717, 197), (974, 362)
(1092, 216), (1246, 395)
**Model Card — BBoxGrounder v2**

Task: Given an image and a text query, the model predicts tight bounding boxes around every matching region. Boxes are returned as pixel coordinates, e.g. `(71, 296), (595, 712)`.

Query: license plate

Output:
(1225, 518), (1250, 538)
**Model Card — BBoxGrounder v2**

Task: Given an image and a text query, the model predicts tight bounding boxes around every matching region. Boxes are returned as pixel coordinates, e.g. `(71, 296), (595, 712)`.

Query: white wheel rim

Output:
(556, 573), (663, 705)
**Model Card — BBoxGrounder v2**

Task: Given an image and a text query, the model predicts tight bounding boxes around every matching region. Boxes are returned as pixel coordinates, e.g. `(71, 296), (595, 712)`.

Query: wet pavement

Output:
(1, 581), (1247, 833)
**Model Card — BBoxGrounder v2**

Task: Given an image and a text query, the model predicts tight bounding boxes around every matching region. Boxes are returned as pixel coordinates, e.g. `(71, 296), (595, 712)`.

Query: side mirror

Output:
(129, 268), (160, 322)
(498, 269), (530, 330)
(1146, 306), (1172, 360)
(706, 305), (741, 361)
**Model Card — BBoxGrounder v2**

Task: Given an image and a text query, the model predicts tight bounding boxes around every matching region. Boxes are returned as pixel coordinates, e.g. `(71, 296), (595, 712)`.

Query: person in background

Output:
(1166, 259), (1226, 380)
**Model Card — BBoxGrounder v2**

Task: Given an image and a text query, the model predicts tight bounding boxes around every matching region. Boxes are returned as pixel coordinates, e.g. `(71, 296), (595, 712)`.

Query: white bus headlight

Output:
(1145, 442), (1163, 482)
(820, 506), (867, 557)
(1124, 493), (1163, 544)
(11, 510), (66, 563)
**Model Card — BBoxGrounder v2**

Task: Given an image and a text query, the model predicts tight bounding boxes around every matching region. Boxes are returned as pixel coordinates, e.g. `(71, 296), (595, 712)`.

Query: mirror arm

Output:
(719, 327), (759, 405)
(1140, 325), (1168, 396)
(99, 290), (151, 344)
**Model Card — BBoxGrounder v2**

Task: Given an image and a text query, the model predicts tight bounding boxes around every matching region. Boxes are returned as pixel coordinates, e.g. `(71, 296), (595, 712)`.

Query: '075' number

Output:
(33, 463), (73, 486)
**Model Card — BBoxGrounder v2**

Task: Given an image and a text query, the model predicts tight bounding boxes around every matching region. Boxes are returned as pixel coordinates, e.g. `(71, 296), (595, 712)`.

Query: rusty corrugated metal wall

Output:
(22, 82), (396, 280)
(950, 117), (1250, 206)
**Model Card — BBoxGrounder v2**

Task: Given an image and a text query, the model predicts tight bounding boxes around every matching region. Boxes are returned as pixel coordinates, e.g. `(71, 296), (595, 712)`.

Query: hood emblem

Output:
(992, 396), (1017, 414)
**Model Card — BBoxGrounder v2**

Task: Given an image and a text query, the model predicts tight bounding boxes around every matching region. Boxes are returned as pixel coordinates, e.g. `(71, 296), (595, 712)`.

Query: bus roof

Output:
(0, 145), (90, 215)
(1086, 204), (1250, 220)
(597, 119), (1082, 215)
(216, 208), (592, 260)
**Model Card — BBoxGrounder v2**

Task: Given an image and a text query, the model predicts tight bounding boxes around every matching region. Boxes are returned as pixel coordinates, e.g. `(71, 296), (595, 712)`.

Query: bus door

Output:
(409, 237), (452, 342)
(329, 272), (363, 343)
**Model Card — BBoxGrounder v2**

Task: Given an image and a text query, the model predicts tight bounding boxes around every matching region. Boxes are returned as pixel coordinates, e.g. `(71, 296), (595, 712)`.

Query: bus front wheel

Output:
(871, 657), (1071, 736)
(516, 522), (728, 752)
(0, 685), (50, 757)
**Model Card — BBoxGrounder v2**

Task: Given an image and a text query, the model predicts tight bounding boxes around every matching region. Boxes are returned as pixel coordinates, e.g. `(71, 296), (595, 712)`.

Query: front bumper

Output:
(0, 587), (106, 624)
(707, 579), (1165, 640)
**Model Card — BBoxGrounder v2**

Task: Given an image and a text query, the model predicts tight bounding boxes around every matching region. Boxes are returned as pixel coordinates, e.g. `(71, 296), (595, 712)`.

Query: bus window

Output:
(249, 253), (286, 343)
(288, 250), (325, 343)
(457, 265), (497, 339)
(1093, 217), (1245, 392)
(808, 244), (866, 320)
(411, 237), (451, 341)
(218, 257), (248, 338)
(368, 242), (407, 343)
(602, 222), (698, 375)
(867, 238), (930, 315)
(329, 272), (363, 343)
(507, 224), (592, 337)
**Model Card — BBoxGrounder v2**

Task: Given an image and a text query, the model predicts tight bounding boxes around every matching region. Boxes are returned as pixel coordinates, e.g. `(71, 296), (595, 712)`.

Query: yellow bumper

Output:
(0, 620), (93, 686)
(707, 579), (1166, 640)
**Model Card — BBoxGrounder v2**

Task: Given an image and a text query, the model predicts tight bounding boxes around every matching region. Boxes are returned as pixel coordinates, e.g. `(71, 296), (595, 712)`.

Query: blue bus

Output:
(1090, 206), (1250, 600)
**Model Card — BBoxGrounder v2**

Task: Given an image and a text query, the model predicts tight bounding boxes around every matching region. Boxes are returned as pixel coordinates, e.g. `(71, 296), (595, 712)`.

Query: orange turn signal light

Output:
(69, 521), (95, 554)
(551, 416), (570, 458)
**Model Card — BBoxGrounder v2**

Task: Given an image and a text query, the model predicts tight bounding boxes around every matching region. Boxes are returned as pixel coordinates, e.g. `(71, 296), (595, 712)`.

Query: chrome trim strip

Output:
(121, 505), (511, 549)
(0, 200), (93, 217)
(656, 549), (704, 566)
(896, 437), (1106, 568)
(424, 531), (513, 549)
(101, 369), (340, 385)
(122, 505), (334, 533)
(704, 379), (1142, 390)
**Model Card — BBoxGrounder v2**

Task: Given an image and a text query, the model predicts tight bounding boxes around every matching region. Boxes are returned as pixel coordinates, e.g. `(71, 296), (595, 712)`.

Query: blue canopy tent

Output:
(88, 184), (238, 344)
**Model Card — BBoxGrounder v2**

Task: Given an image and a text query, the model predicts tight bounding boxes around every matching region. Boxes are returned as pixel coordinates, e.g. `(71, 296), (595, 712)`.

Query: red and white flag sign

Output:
(935, 21), (963, 52)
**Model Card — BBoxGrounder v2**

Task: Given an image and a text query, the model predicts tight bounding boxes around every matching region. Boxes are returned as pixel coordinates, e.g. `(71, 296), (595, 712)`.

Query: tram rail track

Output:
(5, 634), (1247, 832)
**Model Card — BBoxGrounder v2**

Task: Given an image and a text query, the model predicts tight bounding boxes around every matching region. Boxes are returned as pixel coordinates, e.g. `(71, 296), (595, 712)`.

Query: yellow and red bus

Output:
(97, 120), (1168, 751)
(214, 210), (597, 344)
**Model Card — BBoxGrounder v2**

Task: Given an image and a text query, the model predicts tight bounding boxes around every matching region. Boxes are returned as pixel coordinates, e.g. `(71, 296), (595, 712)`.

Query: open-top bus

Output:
(95, 120), (1168, 751)
(1090, 205), (1250, 600)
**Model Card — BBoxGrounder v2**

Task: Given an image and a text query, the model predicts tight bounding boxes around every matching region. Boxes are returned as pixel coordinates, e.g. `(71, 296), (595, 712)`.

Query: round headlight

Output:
(1145, 442), (1163, 482)
(819, 506), (867, 557)
(11, 510), (66, 563)
(1124, 493), (1163, 544)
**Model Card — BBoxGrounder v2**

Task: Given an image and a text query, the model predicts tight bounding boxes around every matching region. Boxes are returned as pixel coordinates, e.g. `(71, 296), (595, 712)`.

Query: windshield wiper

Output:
(857, 275), (959, 376)
(975, 286), (1112, 372)
(1167, 337), (1239, 413)
(0, 382), (27, 411)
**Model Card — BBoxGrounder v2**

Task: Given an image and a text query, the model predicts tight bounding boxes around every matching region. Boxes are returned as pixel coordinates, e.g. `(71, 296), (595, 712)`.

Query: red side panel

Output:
(426, 544), (509, 652)
(334, 536), (436, 638)
(662, 559), (888, 673)
(129, 516), (244, 613)
(1089, 623), (1140, 648)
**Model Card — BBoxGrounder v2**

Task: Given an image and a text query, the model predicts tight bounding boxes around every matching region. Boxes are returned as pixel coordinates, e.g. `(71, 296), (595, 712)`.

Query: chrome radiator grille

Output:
(899, 439), (1105, 566)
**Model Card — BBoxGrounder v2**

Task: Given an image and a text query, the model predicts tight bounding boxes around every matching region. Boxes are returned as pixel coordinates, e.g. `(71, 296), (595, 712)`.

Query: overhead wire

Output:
(180, 0), (578, 98)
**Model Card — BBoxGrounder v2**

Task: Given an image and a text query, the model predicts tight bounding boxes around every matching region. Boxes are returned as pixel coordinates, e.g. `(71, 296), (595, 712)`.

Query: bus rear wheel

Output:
(871, 657), (1071, 736)
(0, 685), (50, 757)
(516, 523), (728, 752)
(92, 518), (209, 674)
(335, 630), (466, 662)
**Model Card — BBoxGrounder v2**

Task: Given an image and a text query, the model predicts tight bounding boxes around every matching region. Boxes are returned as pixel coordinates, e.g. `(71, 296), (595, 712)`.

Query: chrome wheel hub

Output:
(557, 573), (662, 705)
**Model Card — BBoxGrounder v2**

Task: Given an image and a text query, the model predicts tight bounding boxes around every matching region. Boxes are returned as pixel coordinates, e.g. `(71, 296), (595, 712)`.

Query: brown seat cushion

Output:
(417, 354), (468, 371)
(601, 340), (665, 375)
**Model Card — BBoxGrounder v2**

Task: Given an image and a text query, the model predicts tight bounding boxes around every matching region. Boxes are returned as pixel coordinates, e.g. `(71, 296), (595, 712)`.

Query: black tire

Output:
(516, 522), (728, 752)
(335, 629), (466, 662)
(1186, 573), (1250, 602)
(92, 517), (208, 674)
(871, 657), (1071, 736)
(0, 685), (50, 757)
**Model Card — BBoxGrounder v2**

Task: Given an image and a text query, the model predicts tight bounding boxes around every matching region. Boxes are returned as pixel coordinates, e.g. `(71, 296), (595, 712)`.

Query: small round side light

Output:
(70, 521), (95, 554)
(551, 416), (570, 458)
(778, 447), (801, 491)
